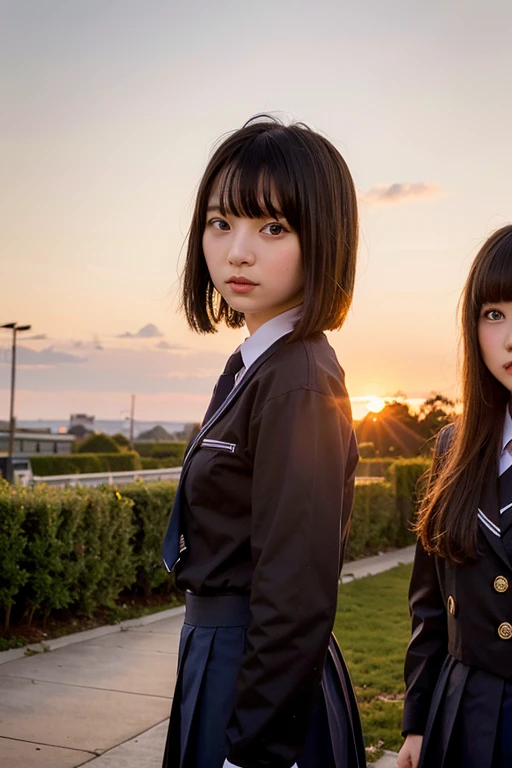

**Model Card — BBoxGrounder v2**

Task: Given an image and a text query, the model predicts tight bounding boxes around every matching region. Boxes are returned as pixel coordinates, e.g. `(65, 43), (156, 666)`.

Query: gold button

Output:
(494, 576), (509, 593)
(498, 622), (512, 640)
(447, 595), (456, 615)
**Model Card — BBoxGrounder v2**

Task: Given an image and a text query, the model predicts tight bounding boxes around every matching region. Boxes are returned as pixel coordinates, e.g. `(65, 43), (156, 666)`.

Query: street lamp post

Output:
(1, 322), (31, 482)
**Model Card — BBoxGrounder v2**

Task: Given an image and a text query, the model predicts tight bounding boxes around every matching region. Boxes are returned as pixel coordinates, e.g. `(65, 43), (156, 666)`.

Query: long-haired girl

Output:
(398, 224), (512, 768)
(161, 116), (366, 768)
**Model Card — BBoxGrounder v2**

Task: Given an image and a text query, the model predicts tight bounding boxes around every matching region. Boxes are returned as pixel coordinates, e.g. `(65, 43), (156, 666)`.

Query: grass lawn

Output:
(333, 563), (413, 762)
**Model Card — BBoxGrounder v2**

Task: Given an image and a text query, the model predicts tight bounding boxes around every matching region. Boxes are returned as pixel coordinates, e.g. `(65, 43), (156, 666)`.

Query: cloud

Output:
(360, 182), (444, 206)
(26, 334), (48, 340)
(155, 340), (188, 350)
(119, 323), (164, 339)
(0, 345), (87, 366)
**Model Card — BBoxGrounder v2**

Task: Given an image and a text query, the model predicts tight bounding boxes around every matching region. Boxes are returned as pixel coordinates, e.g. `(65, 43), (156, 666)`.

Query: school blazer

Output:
(168, 332), (359, 766)
(403, 425), (512, 736)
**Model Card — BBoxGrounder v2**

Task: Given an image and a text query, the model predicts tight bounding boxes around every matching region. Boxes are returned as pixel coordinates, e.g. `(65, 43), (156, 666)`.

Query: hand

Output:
(397, 734), (423, 768)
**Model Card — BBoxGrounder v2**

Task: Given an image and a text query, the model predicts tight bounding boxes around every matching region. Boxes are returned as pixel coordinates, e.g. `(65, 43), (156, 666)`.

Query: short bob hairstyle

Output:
(182, 115), (358, 340)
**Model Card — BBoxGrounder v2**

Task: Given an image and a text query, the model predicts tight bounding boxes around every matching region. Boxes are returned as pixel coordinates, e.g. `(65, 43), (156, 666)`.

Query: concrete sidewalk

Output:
(0, 548), (414, 767)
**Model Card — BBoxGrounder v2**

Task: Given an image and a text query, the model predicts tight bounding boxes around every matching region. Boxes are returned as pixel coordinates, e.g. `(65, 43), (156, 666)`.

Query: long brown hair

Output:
(182, 115), (358, 340)
(417, 224), (512, 563)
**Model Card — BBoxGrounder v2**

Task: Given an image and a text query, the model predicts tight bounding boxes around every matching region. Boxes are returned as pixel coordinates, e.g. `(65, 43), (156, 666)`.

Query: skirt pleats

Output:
(419, 655), (508, 768)
(162, 594), (365, 768)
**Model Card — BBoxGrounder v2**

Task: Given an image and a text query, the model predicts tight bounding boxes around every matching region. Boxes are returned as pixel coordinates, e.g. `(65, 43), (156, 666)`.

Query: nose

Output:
(227, 223), (256, 267)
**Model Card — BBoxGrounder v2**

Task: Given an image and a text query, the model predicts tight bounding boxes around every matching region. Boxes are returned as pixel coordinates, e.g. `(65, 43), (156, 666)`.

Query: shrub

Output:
(120, 481), (177, 596)
(388, 458), (431, 545)
(0, 480), (178, 628)
(140, 457), (175, 469)
(112, 433), (131, 449)
(358, 441), (377, 458)
(31, 452), (142, 476)
(0, 481), (28, 629)
(356, 458), (396, 480)
(134, 441), (186, 465)
(74, 487), (135, 614)
(346, 482), (397, 560)
(3, 484), (136, 625)
(78, 433), (121, 454)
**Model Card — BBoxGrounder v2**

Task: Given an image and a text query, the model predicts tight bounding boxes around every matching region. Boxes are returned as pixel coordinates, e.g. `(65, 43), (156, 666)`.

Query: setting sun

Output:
(366, 396), (386, 414)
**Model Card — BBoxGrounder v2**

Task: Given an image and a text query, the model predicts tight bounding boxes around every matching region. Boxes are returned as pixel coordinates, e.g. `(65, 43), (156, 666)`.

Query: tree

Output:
(77, 433), (121, 454)
(112, 433), (131, 449)
(417, 393), (456, 441)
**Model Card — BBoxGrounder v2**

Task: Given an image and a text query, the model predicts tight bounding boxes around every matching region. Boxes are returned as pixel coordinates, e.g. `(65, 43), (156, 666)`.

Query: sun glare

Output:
(366, 396), (386, 414)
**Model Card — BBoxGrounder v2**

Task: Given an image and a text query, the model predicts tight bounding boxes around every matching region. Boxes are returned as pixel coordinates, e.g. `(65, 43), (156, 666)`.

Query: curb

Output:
(0, 604), (185, 665)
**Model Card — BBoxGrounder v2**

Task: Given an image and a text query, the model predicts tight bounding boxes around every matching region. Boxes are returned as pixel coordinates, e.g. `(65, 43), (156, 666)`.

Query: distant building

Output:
(70, 413), (95, 429)
(0, 429), (75, 457)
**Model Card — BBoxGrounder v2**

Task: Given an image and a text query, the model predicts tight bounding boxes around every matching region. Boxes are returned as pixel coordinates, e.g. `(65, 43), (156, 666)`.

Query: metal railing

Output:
(32, 468), (384, 489)
(33, 467), (182, 488)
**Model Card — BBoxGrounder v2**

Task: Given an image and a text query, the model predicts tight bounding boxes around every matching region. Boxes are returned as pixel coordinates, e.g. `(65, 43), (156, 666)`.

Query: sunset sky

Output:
(1, 1), (511, 423)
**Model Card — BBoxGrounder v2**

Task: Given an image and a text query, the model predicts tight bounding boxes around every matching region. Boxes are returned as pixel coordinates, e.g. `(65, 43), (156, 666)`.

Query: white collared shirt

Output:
(499, 404), (512, 477)
(233, 305), (302, 385)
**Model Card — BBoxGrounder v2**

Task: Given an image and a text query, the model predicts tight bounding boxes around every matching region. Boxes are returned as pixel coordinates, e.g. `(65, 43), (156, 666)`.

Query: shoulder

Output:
(256, 333), (346, 392)
(248, 333), (352, 422)
(435, 423), (455, 456)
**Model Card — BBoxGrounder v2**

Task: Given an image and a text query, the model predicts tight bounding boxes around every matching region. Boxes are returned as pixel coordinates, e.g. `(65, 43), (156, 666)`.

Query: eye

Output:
(484, 308), (504, 321)
(262, 222), (287, 236)
(208, 218), (230, 231)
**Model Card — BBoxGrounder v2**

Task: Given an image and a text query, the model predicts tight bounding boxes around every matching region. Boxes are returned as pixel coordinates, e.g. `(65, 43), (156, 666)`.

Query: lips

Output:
(504, 362), (512, 376)
(226, 276), (258, 294)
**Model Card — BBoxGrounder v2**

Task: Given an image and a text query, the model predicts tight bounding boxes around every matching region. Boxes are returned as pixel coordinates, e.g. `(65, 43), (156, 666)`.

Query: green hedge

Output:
(356, 459), (396, 479)
(31, 452), (142, 476)
(0, 479), (178, 629)
(0, 457), (433, 631)
(346, 482), (397, 560)
(134, 441), (186, 465)
(388, 458), (431, 546)
(0, 482), (136, 628)
(140, 457), (181, 470)
(120, 481), (177, 596)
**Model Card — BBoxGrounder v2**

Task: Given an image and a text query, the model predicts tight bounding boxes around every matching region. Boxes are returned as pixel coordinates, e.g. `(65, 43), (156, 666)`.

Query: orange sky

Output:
(1, 1), (511, 423)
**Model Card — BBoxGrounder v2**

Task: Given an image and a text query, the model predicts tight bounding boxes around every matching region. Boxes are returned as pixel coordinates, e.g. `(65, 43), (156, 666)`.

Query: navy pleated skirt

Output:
(419, 655), (512, 768)
(162, 593), (366, 768)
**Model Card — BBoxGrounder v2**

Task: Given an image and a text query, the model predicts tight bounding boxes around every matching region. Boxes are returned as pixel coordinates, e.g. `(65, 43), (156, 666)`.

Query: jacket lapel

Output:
(181, 332), (292, 473)
(477, 474), (511, 569)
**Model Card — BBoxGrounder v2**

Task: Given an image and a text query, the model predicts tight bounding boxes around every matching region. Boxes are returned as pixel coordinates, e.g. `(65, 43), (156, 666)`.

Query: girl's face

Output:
(202, 186), (304, 335)
(478, 301), (512, 394)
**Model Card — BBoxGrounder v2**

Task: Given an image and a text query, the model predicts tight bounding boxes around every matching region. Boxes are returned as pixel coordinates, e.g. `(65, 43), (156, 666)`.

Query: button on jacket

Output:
(175, 331), (359, 766)
(403, 423), (512, 737)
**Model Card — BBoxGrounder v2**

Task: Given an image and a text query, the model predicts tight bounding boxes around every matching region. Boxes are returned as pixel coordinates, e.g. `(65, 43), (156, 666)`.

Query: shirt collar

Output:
(239, 305), (302, 371)
(502, 405), (512, 454)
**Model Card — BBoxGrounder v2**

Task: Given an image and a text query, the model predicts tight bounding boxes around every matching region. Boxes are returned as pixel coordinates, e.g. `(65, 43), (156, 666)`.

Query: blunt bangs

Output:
(215, 136), (299, 228)
(182, 115), (359, 337)
(470, 225), (512, 313)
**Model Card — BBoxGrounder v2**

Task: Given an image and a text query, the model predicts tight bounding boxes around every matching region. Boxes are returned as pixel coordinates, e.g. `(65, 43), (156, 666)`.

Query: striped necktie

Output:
(202, 349), (244, 424)
(498, 462), (512, 563)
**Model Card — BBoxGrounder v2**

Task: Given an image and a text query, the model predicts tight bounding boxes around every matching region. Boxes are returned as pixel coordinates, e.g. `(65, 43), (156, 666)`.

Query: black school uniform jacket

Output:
(175, 332), (359, 766)
(403, 425), (512, 736)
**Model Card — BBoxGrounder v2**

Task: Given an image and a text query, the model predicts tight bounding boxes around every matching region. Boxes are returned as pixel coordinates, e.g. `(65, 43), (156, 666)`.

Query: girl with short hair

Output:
(162, 115), (366, 768)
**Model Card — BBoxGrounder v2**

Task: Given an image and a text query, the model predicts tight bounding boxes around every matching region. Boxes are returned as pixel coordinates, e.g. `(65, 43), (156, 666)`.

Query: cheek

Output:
(279, 244), (303, 286)
(478, 324), (499, 362)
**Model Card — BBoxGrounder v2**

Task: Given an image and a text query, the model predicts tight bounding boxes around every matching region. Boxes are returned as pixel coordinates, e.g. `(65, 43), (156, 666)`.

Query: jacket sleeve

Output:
(226, 386), (356, 768)
(402, 427), (452, 736)
(402, 540), (447, 735)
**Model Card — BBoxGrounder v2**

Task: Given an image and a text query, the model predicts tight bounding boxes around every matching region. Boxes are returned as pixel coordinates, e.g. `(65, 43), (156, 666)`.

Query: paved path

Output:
(0, 548), (414, 767)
